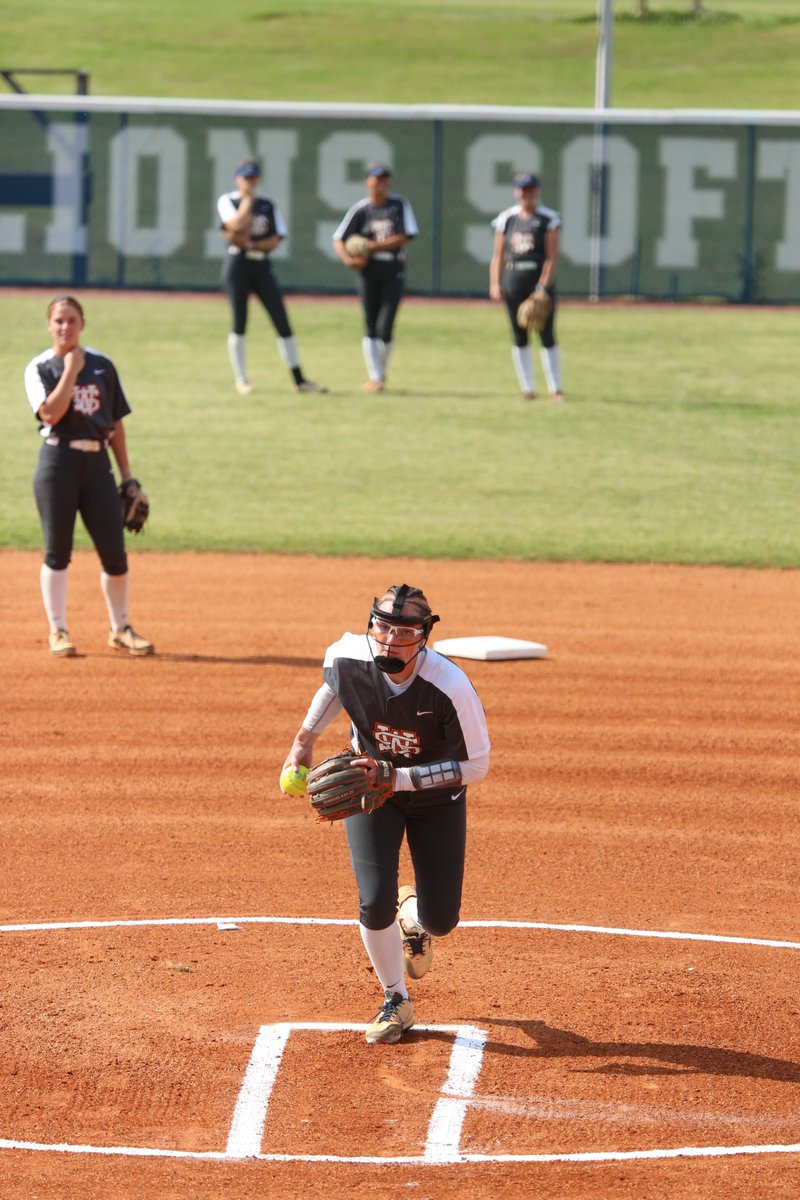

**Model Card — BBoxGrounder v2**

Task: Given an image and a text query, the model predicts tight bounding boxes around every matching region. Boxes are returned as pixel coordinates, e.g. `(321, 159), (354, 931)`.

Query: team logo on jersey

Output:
(72, 383), (101, 415)
(251, 214), (270, 238)
(369, 218), (395, 242)
(509, 230), (535, 256)
(373, 721), (421, 758)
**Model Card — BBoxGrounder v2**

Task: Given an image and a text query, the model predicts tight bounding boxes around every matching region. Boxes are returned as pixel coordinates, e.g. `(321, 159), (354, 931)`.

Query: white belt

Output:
(505, 262), (538, 271)
(228, 246), (266, 261)
(45, 436), (105, 452)
(371, 251), (397, 262)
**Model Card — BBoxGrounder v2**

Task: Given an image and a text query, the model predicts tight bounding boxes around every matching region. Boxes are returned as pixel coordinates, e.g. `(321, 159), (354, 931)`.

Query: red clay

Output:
(1, 550), (799, 1198)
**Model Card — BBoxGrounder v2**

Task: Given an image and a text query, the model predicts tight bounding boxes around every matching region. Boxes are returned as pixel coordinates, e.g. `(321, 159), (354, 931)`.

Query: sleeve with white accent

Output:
(401, 197), (419, 238)
(301, 681), (344, 734)
(217, 192), (237, 224)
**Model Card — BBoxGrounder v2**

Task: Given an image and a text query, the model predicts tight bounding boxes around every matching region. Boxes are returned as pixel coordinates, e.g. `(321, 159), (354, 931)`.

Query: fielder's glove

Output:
(306, 749), (394, 823)
(344, 234), (372, 262)
(119, 478), (149, 534)
(517, 286), (552, 333)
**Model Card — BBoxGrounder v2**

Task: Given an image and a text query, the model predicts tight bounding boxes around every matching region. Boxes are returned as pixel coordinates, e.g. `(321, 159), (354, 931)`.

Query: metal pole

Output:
(590, 0), (613, 301)
(595, 0), (613, 110)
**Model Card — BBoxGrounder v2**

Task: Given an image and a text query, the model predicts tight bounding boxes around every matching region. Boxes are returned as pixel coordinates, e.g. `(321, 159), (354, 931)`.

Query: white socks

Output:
(40, 564), (69, 632)
(362, 337), (385, 382)
(359, 922), (408, 999)
(512, 345), (563, 396)
(511, 345), (534, 393)
(41, 566), (131, 633)
(277, 336), (301, 370)
(227, 333), (247, 383)
(100, 571), (130, 632)
(540, 345), (562, 394)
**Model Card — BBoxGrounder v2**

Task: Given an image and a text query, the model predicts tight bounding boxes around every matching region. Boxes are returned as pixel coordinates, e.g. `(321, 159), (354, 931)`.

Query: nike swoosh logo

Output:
(417, 710), (433, 716)
(93, 369), (105, 375)
(451, 788), (465, 802)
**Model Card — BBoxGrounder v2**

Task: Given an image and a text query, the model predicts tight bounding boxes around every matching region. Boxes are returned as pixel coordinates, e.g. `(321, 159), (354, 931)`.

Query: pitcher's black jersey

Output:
(323, 633), (490, 803)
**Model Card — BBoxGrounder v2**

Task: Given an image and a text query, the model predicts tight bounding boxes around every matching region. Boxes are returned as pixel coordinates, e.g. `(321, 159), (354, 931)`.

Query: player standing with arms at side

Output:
(490, 173), (565, 403)
(333, 164), (418, 393)
(217, 160), (326, 397)
(281, 584), (490, 1045)
(24, 295), (154, 658)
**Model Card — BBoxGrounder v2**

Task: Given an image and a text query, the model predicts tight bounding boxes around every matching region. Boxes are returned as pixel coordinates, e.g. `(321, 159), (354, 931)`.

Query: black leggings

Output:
(502, 269), (558, 350)
(33, 442), (127, 574)
(357, 262), (405, 342)
(344, 793), (467, 935)
(223, 256), (293, 338)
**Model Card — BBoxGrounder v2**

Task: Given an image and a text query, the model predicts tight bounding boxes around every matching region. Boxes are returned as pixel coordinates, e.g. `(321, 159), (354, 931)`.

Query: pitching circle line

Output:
(3, 914), (799, 1166)
(2, 914), (800, 951)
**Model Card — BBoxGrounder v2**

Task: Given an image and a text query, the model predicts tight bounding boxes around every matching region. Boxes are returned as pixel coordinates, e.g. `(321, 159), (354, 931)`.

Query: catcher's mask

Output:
(367, 583), (440, 674)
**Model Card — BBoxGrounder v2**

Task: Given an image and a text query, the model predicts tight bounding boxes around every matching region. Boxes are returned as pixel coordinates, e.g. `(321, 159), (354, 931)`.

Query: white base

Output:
(432, 635), (548, 661)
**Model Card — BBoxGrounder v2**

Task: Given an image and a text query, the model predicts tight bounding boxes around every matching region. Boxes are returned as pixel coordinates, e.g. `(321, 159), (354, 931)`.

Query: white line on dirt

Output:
(3, 1138), (800, 1165)
(2, 914), (799, 951)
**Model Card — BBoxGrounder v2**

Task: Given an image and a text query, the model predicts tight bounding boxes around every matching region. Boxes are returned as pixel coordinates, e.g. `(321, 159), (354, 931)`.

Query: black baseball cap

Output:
(366, 163), (391, 179)
(514, 172), (540, 189)
(236, 160), (260, 179)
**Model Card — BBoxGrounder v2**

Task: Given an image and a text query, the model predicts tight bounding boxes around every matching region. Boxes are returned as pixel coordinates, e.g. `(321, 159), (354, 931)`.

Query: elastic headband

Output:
(369, 584), (440, 635)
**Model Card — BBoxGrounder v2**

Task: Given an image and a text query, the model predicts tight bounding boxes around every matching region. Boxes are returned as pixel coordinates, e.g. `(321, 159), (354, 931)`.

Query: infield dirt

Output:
(1, 550), (799, 1198)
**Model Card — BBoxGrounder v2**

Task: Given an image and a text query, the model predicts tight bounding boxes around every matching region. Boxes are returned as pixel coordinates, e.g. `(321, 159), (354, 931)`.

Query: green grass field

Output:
(4, 291), (797, 566)
(3, 1), (798, 567)
(3, 1), (800, 110)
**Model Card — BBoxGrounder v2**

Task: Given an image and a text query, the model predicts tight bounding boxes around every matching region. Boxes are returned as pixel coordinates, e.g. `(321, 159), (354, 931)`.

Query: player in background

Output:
(217, 160), (326, 396)
(24, 295), (154, 658)
(333, 164), (418, 393)
(490, 172), (565, 403)
(281, 584), (490, 1045)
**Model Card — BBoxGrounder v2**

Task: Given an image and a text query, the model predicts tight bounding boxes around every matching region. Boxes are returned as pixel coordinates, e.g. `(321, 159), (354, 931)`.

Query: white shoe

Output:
(49, 629), (76, 657)
(109, 626), (155, 656)
(235, 379), (253, 395)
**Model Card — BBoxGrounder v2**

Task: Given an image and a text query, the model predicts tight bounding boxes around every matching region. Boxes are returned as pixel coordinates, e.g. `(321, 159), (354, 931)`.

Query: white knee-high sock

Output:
(40, 564), (69, 632)
(511, 345), (534, 392)
(362, 337), (384, 382)
(379, 340), (393, 375)
(227, 333), (247, 383)
(277, 336), (301, 369)
(540, 345), (562, 394)
(359, 922), (408, 998)
(100, 571), (130, 631)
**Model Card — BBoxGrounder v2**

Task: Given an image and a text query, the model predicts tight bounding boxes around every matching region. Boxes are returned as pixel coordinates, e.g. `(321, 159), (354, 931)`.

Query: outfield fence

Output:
(1, 96), (799, 302)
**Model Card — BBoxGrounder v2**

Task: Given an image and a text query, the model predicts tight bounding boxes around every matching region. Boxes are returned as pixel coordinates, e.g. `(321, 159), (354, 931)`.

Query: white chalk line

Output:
(3, 1138), (800, 1165)
(225, 1022), (486, 1163)
(2, 913), (800, 951)
(3, 916), (800, 1167)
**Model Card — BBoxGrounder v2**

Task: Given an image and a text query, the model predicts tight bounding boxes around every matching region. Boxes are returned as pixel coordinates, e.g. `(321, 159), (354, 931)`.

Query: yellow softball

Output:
(280, 763), (309, 796)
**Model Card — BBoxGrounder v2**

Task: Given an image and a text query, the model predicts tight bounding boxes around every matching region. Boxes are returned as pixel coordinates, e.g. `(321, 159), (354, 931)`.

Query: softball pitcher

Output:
(282, 584), (490, 1044)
